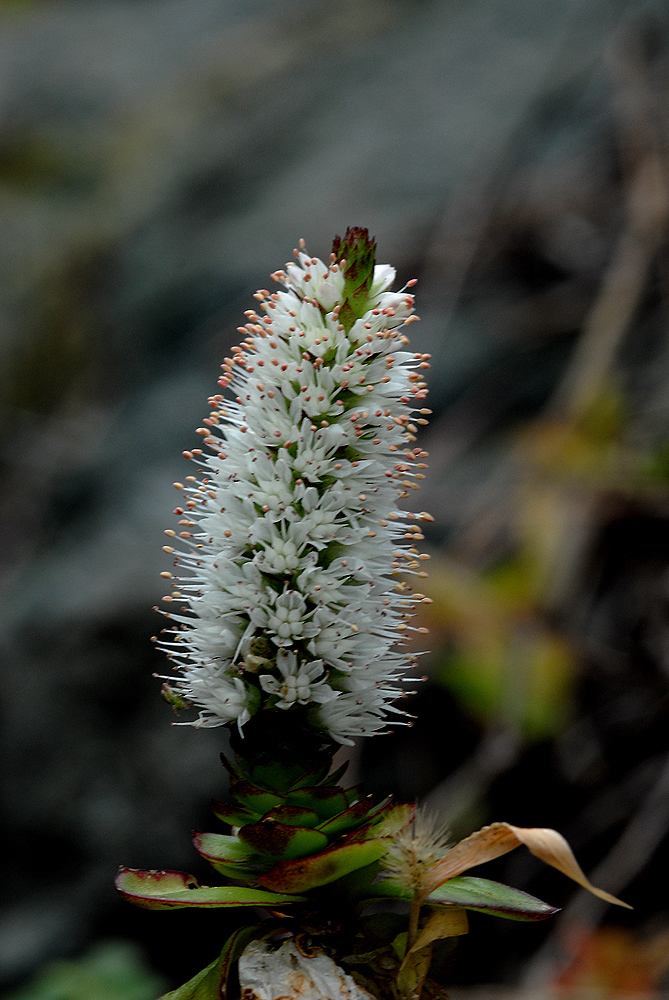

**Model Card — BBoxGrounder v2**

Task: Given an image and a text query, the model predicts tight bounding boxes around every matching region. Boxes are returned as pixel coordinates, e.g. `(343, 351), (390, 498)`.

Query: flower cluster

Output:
(157, 229), (431, 744)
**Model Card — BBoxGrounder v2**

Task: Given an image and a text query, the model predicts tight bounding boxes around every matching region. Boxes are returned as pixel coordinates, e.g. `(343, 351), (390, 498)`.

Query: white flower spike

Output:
(156, 229), (432, 744)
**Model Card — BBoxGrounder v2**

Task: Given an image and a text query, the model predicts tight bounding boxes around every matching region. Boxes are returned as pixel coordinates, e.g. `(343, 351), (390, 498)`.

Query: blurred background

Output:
(2, 0), (669, 996)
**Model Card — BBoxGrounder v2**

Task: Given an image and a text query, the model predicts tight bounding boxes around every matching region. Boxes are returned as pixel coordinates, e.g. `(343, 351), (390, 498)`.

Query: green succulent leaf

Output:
(192, 832), (255, 863)
(247, 762), (312, 794)
(259, 839), (389, 893)
(201, 860), (261, 881)
(210, 799), (260, 827)
(263, 804), (321, 828)
(428, 876), (560, 920)
(343, 784), (364, 806)
(285, 767), (329, 790)
(230, 781), (285, 815)
(191, 832), (263, 879)
(317, 797), (376, 839)
(364, 795), (401, 826)
(370, 875), (559, 921)
(343, 801), (414, 845)
(285, 785), (350, 820)
(115, 868), (304, 910)
(238, 821), (329, 860)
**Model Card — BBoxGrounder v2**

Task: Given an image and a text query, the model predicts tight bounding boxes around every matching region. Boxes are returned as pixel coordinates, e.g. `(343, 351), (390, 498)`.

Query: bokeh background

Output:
(2, 0), (669, 996)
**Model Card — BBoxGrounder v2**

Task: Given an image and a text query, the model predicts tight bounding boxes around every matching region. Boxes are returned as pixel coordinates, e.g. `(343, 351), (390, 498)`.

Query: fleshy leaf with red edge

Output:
(258, 839), (391, 894)
(191, 833), (264, 880)
(238, 821), (329, 860)
(316, 797), (376, 839)
(342, 801), (414, 845)
(115, 868), (305, 909)
(263, 804), (321, 827)
(228, 781), (285, 816)
(284, 785), (351, 820)
(210, 798), (260, 827)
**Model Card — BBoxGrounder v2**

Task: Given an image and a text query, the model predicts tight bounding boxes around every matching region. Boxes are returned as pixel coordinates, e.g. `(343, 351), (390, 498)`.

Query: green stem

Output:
(407, 893), (421, 953)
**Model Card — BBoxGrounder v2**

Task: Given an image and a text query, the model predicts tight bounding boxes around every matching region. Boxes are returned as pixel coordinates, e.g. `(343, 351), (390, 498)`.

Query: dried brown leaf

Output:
(417, 823), (631, 910)
(404, 909), (469, 963)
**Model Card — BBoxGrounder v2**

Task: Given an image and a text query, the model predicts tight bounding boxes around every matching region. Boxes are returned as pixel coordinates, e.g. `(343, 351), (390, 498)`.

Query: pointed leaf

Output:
(263, 804), (320, 827)
(336, 801), (412, 850)
(338, 820), (380, 845)
(210, 798), (260, 827)
(319, 760), (350, 787)
(418, 823), (631, 909)
(259, 839), (389, 893)
(365, 801), (415, 840)
(248, 762), (312, 794)
(200, 859), (261, 881)
(317, 797), (376, 839)
(193, 832), (256, 864)
(230, 780), (285, 815)
(115, 867), (304, 909)
(285, 785), (350, 819)
(288, 760), (336, 789)
(364, 794), (395, 823)
(344, 783), (364, 806)
(238, 821), (329, 860)
(370, 875), (559, 921)
(427, 876), (560, 921)
(192, 832), (262, 879)
(327, 795), (396, 847)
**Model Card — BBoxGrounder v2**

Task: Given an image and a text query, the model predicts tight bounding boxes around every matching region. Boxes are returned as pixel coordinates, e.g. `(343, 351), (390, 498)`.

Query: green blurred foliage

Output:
(423, 384), (669, 740)
(8, 941), (167, 1000)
